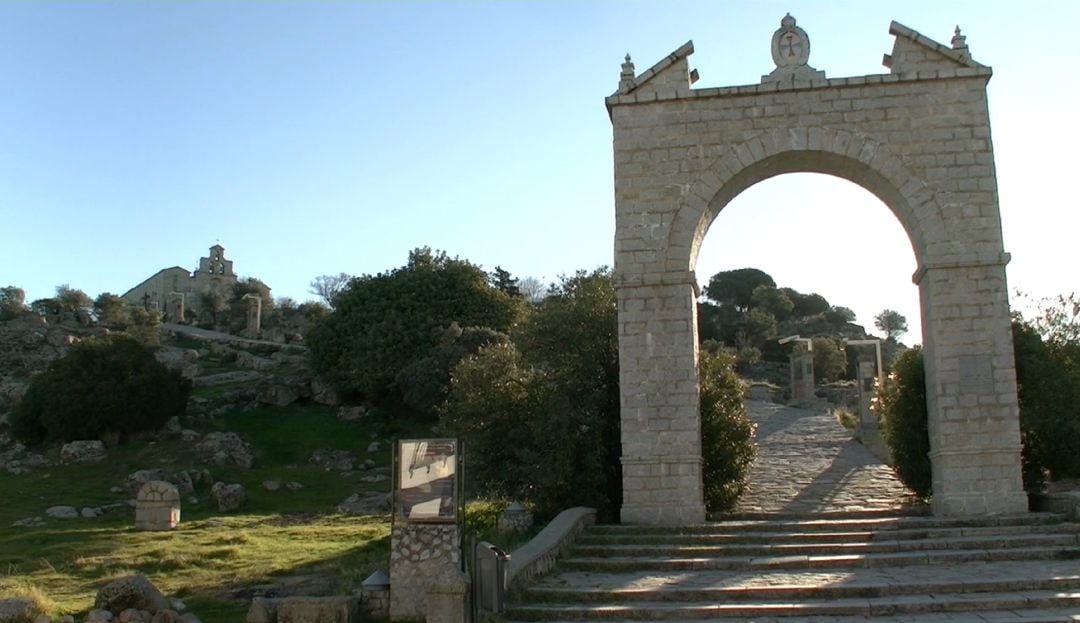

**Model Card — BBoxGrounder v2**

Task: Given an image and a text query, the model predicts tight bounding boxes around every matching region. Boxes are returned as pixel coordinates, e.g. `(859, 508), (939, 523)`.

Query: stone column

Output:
(242, 293), (262, 337)
(789, 351), (815, 404)
(617, 280), (706, 525)
(917, 259), (1027, 515)
(855, 358), (888, 462)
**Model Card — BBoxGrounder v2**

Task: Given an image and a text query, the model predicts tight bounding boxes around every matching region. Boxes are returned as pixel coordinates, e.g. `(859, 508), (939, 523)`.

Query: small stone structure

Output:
(610, 16), (1025, 523)
(135, 481), (180, 531)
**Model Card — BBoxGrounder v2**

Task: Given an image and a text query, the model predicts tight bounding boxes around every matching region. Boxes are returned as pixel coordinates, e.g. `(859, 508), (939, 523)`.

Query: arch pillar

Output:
(916, 256), (1027, 515)
(617, 275), (706, 524)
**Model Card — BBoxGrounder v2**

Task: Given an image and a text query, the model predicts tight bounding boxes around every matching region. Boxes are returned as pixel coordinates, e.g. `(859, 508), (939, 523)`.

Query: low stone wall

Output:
(506, 507), (595, 587)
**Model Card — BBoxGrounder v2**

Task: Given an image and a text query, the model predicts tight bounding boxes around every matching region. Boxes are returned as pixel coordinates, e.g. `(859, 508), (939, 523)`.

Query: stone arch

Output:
(666, 127), (942, 276)
(608, 20), (1025, 525)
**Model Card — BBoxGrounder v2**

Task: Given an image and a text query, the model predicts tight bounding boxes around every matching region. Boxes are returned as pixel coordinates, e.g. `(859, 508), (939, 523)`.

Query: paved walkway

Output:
(735, 400), (922, 515)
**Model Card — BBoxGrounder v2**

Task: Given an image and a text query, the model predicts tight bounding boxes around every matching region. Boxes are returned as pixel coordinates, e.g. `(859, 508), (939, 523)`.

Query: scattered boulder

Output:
(149, 610), (179, 623)
(235, 351), (278, 371)
(85, 610), (113, 623)
(45, 506), (78, 519)
(285, 482), (304, 492)
(94, 574), (169, 615)
(12, 516), (44, 528)
(210, 482), (246, 512)
(310, 379), (342, 406)
(60, 440), (107, 463)
(0, 598), (39, 623)
(366, 442), (380, 453)
(195, 433), (254, 468)
(254, 384), (298, 407)
(127, 469), (169, 494)
(262, 480), (281, 492)
(335, 406), (367, 422)
(308, 449), (355, 472)
(360, 474), (388, 484)
(337, 492), (391, 516)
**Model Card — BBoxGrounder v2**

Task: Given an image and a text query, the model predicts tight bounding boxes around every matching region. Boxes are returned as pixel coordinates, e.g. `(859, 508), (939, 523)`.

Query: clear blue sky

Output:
(2, 1), (1077, 344)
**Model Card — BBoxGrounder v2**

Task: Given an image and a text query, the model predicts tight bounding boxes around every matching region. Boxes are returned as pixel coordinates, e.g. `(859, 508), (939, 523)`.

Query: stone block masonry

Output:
(609, 16), (1025, 524)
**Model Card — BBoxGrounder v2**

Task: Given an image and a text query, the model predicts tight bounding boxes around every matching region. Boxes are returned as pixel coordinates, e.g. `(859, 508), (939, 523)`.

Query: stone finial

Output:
(951, 26), (968, 51)
(762, 13), (825, 86)
(618, 53), (636, 92)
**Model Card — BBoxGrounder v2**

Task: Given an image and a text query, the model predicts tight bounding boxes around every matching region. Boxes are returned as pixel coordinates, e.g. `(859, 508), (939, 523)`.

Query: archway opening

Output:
(696, 171), (921, 351)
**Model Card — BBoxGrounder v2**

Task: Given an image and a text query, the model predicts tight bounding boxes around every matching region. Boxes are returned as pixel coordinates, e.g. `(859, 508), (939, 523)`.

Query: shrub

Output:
(699, 350), (756, 512)
(873, 346), (932, 498)
(10, 334), (190, 445)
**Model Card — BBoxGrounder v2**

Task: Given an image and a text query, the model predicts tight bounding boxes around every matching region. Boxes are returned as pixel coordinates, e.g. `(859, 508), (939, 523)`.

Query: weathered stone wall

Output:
(609, 19), (1025, 523)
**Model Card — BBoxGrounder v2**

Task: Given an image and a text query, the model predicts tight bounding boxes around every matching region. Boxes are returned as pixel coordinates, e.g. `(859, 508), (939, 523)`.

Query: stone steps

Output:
(501, 512), (1080, 621)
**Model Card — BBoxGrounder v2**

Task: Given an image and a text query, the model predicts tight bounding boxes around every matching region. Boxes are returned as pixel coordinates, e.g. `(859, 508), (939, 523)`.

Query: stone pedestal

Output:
(135, 481), (180, 531)
(389, 523), (461, 621)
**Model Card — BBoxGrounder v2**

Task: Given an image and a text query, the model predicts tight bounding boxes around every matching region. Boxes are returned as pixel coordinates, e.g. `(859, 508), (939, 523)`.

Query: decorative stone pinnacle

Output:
(951, 26), (967, 50)
(619, 53), (636, 92)
(780, 13), (796, 29)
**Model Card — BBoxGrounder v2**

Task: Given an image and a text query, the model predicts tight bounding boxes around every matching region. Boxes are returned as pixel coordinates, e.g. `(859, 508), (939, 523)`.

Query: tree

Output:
(782, 288), (831, 318)
(227, 277), (273, 331)
(824, 305), (857, 324)
(490, 266), (521, 297)
(736, 308), (778, 350)
(704, 268), (776, 311)
(200, 290), (229, 326)
(0, 286), (26, 320)
(518, 276), (547, 305)
(874, 309), (909, 342)
(873, 346), (931, 498)
(309, 273), (353, 310)
(811, 335), (847, 383)
(94, 292), (130, 327)
(306, 248), (523, 399)
(395, 323), (510, 417)
(55, 284), (92, 313)
(699, 349), (756, 512)
(441, 267), (623, 521)
(749, 285), (794, 321)
(10, 334), (190, 445)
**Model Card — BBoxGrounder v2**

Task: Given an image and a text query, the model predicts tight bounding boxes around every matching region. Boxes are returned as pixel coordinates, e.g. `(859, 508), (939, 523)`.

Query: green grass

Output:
(0, 403), (401, 622)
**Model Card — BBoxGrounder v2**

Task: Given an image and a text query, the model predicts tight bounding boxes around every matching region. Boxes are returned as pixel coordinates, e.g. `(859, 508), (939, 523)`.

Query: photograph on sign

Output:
(397, 439), (457, 522)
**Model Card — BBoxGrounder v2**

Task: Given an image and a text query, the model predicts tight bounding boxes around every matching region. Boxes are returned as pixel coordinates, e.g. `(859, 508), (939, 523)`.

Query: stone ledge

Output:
(605, 66), (992, 108)
(506, 507), (595, 587)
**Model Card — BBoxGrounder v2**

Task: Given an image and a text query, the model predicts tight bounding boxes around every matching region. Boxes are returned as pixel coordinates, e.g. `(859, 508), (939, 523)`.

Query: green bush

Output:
(699, 350), (756, 512)
(10, 334), (191, 445)
(873, 346), (932, 498)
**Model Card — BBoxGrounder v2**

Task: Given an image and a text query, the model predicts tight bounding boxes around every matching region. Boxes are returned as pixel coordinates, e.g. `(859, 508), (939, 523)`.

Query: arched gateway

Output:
(608, 16), (1026, 524)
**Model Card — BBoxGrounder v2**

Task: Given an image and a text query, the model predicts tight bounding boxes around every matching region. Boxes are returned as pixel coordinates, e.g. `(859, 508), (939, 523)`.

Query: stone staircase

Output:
(503, 510), (1080, 621)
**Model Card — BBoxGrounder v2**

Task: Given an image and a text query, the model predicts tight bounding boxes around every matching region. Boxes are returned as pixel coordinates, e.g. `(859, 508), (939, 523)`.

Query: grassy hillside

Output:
(0, 401), (428, 622)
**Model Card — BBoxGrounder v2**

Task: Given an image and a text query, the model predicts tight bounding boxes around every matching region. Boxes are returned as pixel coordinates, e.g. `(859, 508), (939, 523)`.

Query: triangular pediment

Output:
(883, 21), (987, 74)
(614, 40), (696, 97)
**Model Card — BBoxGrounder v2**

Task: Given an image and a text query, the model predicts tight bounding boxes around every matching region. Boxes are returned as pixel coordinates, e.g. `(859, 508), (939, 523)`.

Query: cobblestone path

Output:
(735, 400), (923, 515)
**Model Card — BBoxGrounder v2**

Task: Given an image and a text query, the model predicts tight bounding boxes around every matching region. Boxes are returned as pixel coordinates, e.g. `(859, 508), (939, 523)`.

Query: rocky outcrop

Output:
(195, 433), (254, 468)
(210, 482), (246, 512)
(94, 575), (170, 615)
(61, 440), (107, 463)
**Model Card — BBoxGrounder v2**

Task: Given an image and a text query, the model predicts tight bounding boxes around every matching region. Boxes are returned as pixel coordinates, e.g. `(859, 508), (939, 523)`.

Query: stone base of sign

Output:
(389, 523), (461, 621)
